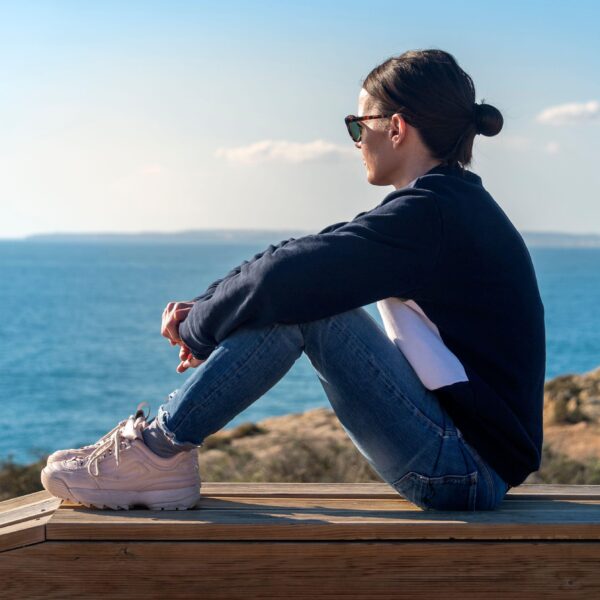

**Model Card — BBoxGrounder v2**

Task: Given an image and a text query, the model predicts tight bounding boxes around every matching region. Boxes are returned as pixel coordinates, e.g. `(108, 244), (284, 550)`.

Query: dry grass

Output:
(0, 456), (47, 501)
(199, 435), (381, 483)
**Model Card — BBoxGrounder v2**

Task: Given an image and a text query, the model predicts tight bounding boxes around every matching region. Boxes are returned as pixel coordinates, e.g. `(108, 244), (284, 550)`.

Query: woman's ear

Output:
(389, 113), (406, 149)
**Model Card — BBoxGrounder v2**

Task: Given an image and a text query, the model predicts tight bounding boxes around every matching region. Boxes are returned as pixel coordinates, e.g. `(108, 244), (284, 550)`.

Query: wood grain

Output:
(195, 482), (600, 499)
(0, 491), (59, 553)
(3, 484), (600, 597)
(0, 517), (48, 553)
(0, 497), (61, 529)
(2, 541), (599, 599)
(45, 496), (600, 542)
(0, 490), (54, 514)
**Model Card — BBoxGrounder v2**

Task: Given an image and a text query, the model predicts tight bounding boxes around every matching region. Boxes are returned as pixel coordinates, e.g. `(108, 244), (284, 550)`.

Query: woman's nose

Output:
(354, 141), (362, 150)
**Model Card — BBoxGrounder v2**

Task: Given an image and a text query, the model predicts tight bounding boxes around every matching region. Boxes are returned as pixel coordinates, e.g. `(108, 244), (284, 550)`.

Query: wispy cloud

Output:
(544, 141), (560, 155)
(481, 134), (561, 155)
(215, 139), (355, 164)
(536, 100), (600, 125)
(493, 134), (532, 150)
(544, 141), (560, 154)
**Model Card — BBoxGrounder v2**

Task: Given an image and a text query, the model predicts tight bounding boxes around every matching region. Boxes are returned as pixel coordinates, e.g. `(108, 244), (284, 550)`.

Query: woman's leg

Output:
(154, 307), (509, 511)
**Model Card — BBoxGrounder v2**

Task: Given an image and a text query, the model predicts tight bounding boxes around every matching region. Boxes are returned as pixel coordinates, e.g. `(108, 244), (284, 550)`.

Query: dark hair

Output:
(362, 49), (503, 168)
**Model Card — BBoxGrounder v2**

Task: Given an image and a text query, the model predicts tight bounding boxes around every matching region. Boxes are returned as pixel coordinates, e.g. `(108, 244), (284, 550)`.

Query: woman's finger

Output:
(179, 345), (192, 361)
(163, 304), (193, 344)
(163, 301), (197, 354)
(161, 302), (187, 340)
(177, 359), (192, 373)
(175, 355), (204, 373)
(165, 318), (182, 344)
(173, 306), (192, 321)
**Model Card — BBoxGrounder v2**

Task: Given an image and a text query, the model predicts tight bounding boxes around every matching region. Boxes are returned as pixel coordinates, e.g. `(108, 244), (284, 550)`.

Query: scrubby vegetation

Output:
(200, 434), (380, 484)
(0, 456), (47, 501)
(536, 445), (600, 485)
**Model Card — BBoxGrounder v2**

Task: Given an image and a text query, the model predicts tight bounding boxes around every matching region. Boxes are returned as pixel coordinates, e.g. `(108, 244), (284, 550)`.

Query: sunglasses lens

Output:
(348, 121), (361, 142)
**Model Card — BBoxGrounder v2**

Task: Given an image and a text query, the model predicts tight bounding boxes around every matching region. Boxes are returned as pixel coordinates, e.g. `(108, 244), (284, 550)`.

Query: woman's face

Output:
(355, 88), (443, 189)
(356, 88), (400, 186)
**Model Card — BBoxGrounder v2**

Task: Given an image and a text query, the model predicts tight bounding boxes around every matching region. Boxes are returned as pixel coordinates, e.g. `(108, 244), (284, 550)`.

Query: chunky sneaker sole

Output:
(41, 467), (201, 510)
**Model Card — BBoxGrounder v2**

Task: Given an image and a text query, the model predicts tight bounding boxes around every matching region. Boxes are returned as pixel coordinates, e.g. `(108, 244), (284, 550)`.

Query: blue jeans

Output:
(156, 307), (510, 511)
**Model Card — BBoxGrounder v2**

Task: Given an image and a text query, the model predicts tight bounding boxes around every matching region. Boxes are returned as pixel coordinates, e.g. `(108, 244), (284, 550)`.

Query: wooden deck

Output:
(2, 483), (600, 598)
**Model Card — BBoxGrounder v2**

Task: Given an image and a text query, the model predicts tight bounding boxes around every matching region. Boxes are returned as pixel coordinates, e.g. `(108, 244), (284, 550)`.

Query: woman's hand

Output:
(176, 341), (205, 373)
(161, 301), (206, 372)
(161, 301), (194, 345)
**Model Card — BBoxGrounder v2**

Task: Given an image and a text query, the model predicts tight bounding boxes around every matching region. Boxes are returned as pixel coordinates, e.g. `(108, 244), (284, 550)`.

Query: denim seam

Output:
(459, 434), (495, 501)
(167, 323), (287, 438)
(396, 470), (478, 511)
(330, 318), (445, 437)
(470, 471), (478, 511)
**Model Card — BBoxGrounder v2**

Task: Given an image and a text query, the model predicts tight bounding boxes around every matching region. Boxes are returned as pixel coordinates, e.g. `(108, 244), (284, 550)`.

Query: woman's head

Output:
(351, 49), (503, 188)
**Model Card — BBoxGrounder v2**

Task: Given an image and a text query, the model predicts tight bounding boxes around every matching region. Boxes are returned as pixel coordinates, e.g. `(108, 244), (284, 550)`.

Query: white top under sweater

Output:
(375, 175), (469, 391)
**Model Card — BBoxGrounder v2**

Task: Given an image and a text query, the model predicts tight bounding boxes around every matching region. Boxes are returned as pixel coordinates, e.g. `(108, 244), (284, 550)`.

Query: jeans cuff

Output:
(156, 404), (200, 450)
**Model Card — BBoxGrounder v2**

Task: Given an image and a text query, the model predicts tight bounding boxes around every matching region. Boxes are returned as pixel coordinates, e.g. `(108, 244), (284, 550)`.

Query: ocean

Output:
(1, 241), (599, 463)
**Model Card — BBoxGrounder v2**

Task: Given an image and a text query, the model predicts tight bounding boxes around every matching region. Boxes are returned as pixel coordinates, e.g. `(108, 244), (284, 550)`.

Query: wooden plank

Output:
(199, 482), (405, 497)
(0, 497), (61, 529)
(7, 484), (600, 548)
(10, 484), (600, 510)
(0, 490), (54, 514)
(0, 492), (59, 553)
(46, 500), (600, 541)
(508, 484), (600, 498)
(0, 516), (49, 553)
(195, 482), (600, 499)
(3, 483), (600, 509)
(2, 541), (600, 598)
(163, 496), (600, 511)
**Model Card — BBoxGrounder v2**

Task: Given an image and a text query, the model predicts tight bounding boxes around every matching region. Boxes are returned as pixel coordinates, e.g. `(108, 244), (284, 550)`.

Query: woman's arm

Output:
(190, 238), (298, 303)
(179, 190), (442, 360)
(189, 219), (357, 304)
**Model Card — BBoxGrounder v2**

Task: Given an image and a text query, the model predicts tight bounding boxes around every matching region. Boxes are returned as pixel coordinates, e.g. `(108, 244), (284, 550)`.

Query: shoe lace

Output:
(86, 402), (151, 477)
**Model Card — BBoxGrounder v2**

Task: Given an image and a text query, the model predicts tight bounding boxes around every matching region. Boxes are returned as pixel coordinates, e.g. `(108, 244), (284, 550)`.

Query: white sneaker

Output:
(46, 402), (150, 465)
(41, 405), (201, 510)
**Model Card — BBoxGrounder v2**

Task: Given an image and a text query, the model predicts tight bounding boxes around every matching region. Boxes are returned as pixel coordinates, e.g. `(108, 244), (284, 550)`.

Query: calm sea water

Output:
(1, 241), (599, 463)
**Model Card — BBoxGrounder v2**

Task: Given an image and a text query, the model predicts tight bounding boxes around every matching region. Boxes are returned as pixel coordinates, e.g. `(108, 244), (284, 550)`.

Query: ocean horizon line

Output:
(2, 228), (600, 247)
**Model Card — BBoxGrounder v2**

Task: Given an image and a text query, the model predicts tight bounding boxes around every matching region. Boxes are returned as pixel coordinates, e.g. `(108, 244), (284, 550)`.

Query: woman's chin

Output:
(366, 170), (385, 186)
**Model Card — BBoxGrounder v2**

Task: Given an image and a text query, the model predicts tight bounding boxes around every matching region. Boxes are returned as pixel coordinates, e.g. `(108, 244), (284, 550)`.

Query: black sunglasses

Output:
(344, 114), (395, 143)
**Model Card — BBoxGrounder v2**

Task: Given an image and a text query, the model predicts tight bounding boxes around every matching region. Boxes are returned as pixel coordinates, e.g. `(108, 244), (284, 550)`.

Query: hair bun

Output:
(474, 102), (503, 137)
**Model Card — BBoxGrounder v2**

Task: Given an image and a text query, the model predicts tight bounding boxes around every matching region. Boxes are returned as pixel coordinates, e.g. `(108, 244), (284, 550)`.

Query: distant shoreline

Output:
(2, 229), (600, 248)
(1, 229), (312, 245)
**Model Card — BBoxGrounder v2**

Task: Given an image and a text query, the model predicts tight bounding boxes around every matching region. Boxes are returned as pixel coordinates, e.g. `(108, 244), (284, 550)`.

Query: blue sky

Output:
(1, 0), (599, 238)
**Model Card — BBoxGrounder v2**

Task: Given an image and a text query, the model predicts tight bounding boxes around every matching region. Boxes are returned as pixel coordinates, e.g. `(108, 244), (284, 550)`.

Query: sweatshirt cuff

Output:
(178, 319), (215, 361)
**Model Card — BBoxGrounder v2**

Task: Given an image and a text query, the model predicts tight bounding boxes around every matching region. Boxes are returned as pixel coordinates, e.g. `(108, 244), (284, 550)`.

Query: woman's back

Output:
(403, 164), (545, 487)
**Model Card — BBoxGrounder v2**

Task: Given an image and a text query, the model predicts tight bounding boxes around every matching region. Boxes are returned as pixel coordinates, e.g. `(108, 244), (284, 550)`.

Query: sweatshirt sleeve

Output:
(189, 220), (355, 303)
(190, 238), (299, 303)
(178, 191), (442, 360)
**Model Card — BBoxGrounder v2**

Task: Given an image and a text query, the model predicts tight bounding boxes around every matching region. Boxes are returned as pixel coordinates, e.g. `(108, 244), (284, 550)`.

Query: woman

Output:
(41, 49), (545, 512)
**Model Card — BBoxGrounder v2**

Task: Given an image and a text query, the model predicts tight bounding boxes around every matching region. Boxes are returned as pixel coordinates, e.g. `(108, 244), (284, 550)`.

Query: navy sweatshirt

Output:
(178, 163), (546, 487)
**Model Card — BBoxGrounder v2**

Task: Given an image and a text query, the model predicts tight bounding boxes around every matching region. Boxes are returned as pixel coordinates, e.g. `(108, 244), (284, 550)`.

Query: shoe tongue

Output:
(121, 414), (146, 441)
(133, 401), (150, 422)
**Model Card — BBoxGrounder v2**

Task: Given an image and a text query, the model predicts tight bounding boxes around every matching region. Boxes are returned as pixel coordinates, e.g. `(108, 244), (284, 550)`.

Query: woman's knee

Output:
(221, 320), (304, 355)
(298, 307), (373, 353)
